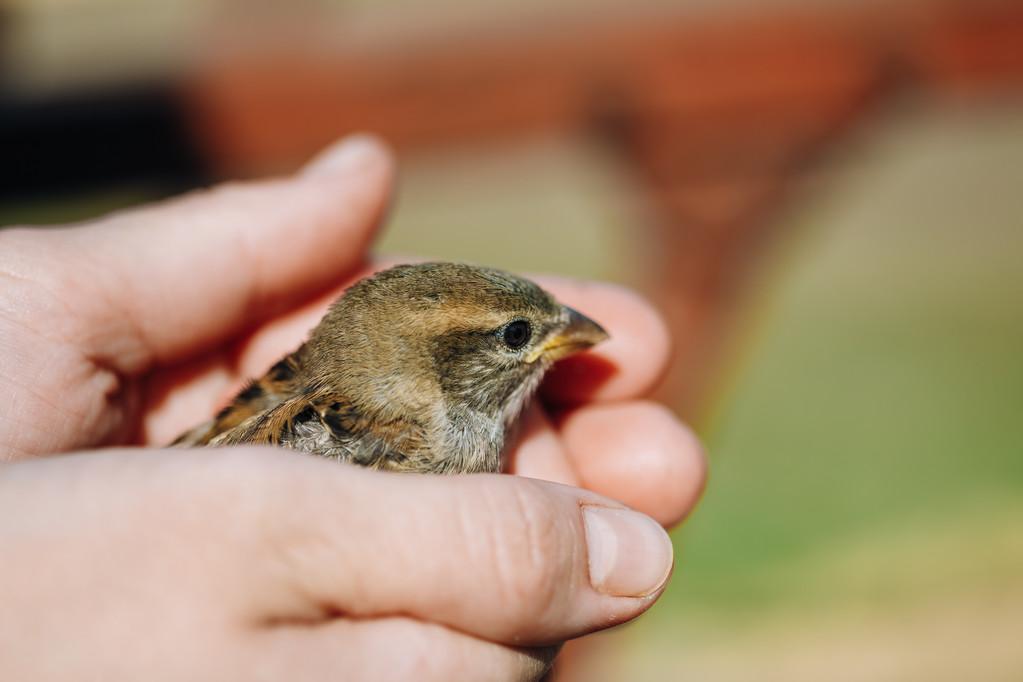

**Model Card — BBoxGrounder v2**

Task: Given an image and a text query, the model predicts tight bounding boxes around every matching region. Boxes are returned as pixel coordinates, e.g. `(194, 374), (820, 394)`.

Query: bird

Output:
(173, 262), (608, 474)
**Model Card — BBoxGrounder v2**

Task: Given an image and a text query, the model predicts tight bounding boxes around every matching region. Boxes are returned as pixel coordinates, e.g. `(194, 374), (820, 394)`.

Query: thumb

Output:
(232, 449), (675, 646)
(28, 134), (395, 372)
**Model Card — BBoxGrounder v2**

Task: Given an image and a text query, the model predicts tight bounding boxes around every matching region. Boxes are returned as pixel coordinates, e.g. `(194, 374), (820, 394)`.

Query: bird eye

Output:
(502, 320), (532, 349)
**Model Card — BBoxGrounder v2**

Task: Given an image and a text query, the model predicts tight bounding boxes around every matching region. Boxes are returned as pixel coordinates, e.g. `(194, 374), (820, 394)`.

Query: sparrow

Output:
(173, 262), (608, 474)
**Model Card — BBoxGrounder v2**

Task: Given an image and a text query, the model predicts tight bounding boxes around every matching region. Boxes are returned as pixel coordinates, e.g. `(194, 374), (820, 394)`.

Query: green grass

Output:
(664, 303), (1023, 613)
(620, 108), (1023, 671)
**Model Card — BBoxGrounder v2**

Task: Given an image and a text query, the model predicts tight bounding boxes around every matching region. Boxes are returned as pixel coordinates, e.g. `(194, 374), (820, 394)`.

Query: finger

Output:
(505, 403), (580, 485)
(60, 134), (395, 371)
(257, 617), (557, 682)
(558, 400), (707, 528)
(208, 448), (674, 647)
(533, 277), (671, 405)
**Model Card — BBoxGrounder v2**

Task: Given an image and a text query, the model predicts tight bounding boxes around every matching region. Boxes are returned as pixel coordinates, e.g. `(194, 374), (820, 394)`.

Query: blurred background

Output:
(3, 0), (1022, 679)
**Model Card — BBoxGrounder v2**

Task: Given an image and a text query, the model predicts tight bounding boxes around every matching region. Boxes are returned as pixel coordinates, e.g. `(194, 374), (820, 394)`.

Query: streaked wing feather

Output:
(170, 350), (304, 446)
(207, 391), (420, 470)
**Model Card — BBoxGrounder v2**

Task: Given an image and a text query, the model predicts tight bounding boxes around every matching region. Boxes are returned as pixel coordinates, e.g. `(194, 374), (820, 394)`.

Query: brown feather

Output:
(170, 263), (607, 473)
(172, 350), (305, 446)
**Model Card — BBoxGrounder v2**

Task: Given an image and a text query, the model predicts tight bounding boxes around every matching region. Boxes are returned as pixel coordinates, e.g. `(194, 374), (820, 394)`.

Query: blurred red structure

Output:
(184, 1), (1023, 418)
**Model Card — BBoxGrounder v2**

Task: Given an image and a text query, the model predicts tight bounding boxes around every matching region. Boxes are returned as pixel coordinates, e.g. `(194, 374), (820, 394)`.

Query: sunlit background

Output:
(3, 1), (1022, 680)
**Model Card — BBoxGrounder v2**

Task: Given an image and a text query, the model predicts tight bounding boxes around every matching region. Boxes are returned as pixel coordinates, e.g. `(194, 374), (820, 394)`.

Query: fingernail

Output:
(302, 133), (386, 178)
(582, 506), (673, 597)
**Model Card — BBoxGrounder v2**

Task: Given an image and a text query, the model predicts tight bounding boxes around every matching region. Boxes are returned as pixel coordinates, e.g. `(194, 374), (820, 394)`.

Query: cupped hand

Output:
(0, 134), (707, 680)
(0, 134), (705, 525)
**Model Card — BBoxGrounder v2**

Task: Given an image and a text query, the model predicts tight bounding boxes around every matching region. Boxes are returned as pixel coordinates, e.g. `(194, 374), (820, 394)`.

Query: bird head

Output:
(304, 262), (608, 432)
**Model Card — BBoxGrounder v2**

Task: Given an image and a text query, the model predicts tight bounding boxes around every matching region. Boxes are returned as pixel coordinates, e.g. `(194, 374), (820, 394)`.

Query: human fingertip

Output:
(301, 133), (393, 179)
(538, 280), (672, 403)
(562, 401), (708, 528)
(582, 505), (674, 598)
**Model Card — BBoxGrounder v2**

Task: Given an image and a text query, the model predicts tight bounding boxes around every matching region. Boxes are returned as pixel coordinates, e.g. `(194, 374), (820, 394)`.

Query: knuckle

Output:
(477, 479), (569, 626)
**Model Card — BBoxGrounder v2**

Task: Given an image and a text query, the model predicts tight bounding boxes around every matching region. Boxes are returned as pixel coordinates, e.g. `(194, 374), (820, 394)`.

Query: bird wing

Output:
(173, 344), (434, 471)
(171, 351), (304, 447)
(206, 389), (424, 470)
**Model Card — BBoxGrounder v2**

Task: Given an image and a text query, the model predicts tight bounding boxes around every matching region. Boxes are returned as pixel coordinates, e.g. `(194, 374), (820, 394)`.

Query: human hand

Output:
(0, 133), (704, 525)
(0, 447), (676, 680)
(0, 135), (706, 679)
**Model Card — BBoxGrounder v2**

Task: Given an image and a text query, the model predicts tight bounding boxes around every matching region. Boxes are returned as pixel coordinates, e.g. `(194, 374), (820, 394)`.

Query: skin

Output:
(0, 135), (707, 680)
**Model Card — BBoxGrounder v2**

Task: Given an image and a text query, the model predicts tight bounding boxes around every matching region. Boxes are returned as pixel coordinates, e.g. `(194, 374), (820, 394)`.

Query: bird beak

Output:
(528, 306), (609, 363)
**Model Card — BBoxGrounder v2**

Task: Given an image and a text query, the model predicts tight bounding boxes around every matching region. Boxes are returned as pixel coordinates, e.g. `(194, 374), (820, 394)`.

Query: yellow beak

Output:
(527, 306), (609, 363)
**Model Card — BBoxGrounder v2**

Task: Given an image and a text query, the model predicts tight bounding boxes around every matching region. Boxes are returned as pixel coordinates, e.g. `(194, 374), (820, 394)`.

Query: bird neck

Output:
(438, 405), (505, 473)
(433, 365), (548, 473)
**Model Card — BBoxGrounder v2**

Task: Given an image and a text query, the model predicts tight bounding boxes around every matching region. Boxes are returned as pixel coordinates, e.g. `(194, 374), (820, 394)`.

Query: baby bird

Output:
(173, 262), (608, 474)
